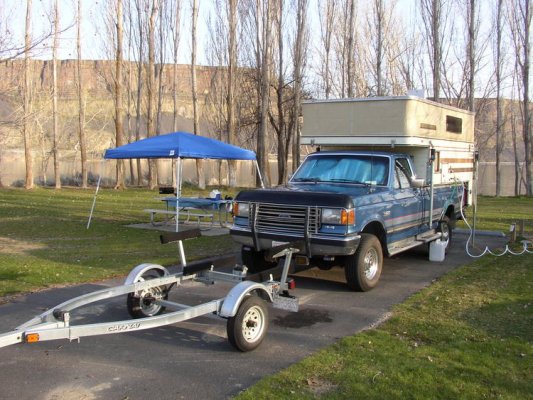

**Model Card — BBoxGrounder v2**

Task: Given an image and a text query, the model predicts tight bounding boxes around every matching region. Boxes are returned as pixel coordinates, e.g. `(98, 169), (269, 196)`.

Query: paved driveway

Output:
(0, 232), (507, 400)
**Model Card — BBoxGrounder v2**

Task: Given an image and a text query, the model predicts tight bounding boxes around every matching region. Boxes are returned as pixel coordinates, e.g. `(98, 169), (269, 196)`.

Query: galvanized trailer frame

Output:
(0, 230), (300, 352)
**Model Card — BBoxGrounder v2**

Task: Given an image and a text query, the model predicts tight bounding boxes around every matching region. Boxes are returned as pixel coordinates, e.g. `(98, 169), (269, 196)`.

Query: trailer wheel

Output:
(437, 216), (453, 253)
(227, 296), (269, 352)
(241, 246), (277, 273)
(127, 270), (168, 319)
(344, 233), (383, 292)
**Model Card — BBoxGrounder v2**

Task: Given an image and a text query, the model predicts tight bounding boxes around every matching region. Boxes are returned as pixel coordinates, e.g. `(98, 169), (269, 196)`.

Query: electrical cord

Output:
(458, 184), (533, 257)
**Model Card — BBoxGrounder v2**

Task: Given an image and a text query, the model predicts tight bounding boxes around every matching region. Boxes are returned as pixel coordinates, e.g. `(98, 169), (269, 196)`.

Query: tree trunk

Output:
(258, 0), (272, 187)
(495, 0), (503, 196)
(522, 0), (531, 195)
(52, 0), (60, 189)
(147, 1), (159, 189)
(23, 0), (34, 189)
(114, 0), (125, 189)
(292, 0), (307, 173)
(227, 0), (238, 187)
(346, 0), (355, 98)
(76, 0), (88, 188)
(191, 0), (205, 189)
(135, 0), (144, 186)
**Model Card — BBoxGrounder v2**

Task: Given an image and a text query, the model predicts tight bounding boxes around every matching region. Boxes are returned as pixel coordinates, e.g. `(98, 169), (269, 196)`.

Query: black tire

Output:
(127, 270), (168, 319)
(344, 233), (383, 292)
(241, 246), (277, 273)
(227, 296), (269, 352)
(437, 216), (453, 253)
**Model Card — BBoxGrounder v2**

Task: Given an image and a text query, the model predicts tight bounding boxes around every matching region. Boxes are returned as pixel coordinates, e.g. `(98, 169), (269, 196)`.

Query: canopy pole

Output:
(87, 160), (104, 229)
(175, 157), (181, 233)
(254, 160), (265, 188)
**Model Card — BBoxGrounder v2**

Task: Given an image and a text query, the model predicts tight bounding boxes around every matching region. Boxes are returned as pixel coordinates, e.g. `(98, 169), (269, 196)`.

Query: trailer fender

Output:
(219, 281), (273, 318)
(124, 263), (169, 286)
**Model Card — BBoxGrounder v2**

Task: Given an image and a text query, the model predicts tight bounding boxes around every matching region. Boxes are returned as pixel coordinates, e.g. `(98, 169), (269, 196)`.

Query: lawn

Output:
(0, 186), (240, 298)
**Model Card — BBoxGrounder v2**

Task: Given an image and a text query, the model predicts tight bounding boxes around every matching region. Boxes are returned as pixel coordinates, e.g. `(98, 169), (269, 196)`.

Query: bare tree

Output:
(509, 0), (531, 195)
(171, 0), (182, 132)
(52, 0), (60, 188)
(291, 0), (308, 173)
(147, 0), (159, 189)
(318, 0), (336, 99)
(76, 0), (88, 188)
(115, 0), (126, 189)
(191, 0), (205, 189)
(23, 0), (34, 189)
(495, 0), (504, 196)
(346, 0), (356, 97)
(227, 0), (238, 187)
(420, 0), (443, 101)
(257, 0), (272, 187)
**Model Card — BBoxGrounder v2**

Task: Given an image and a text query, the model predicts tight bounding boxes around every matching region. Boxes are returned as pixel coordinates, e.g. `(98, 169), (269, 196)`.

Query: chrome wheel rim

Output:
(364, 248), (379, 280)
(138, 277), (164, 316)
(241, 305), (265, 343)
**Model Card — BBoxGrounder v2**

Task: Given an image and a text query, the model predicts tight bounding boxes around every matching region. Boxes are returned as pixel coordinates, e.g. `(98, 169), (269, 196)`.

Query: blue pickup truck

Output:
(230, 150), (463, 291)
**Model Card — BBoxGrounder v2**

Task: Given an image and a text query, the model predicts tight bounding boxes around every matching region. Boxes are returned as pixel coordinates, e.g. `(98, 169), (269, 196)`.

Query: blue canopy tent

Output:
(88, 131), (263, 232)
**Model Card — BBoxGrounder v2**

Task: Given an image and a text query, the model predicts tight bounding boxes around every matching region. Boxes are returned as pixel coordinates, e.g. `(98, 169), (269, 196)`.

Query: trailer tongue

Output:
(0, 229), (300, 352)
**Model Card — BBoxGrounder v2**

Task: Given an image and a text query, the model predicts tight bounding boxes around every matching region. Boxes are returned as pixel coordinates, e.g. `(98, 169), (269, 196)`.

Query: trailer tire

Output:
(241, 246), (277, 273)
(437, 216), (453, 253)
(227, 295), (269, 352)
(127, 269), (168, 319)
(344, 233), (383, 292)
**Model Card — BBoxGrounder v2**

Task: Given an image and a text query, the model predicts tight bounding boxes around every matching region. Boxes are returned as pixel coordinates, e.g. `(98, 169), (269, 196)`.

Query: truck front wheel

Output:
(344, 234), (383, 292)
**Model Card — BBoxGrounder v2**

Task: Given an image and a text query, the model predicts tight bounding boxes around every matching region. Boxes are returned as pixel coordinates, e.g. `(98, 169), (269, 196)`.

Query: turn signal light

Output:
(341, 209), (355, 225)
(25, 333), (40, 343)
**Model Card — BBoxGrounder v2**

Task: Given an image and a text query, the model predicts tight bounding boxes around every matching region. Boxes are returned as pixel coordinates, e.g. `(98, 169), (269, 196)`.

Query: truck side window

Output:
(395, 162), (411, 189)
(396, 158), (413, 179)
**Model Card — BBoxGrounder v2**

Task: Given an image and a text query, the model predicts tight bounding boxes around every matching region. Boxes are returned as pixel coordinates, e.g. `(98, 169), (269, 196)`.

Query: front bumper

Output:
(230, 226), (360, 256)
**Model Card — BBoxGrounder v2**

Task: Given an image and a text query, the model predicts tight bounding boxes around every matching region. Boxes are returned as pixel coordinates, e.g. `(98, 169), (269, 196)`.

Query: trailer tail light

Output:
(287, 278), (296, 290)
(25, 333), (40, 343)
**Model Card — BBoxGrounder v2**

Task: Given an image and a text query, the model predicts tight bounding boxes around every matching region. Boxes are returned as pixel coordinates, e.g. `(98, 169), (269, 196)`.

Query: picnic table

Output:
(144, 197), (233, 229)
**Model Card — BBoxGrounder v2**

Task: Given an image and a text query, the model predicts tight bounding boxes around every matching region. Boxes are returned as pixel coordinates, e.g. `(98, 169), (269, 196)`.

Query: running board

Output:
(388, 232), (442, 256)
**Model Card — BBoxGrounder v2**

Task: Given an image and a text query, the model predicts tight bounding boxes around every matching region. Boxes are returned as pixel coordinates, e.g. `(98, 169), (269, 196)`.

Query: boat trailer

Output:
(0, 229), (300, 352)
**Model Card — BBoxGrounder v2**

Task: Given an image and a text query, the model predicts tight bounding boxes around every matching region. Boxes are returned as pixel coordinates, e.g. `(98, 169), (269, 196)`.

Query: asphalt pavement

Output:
(0, 232), (508, 400)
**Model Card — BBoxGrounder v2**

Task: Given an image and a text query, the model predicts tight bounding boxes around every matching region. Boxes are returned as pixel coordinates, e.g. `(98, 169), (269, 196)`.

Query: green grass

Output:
(0, 186), (240, 298)
(236, 196), (533, 399)
(458, 196), (533, 234)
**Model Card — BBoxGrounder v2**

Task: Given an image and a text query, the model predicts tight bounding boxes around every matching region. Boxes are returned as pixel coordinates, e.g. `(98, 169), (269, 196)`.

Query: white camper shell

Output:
(301, 96), (476, 205)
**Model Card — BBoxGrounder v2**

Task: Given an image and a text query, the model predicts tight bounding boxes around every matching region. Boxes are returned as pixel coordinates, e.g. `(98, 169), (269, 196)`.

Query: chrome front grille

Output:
(252, 203), (321, 235)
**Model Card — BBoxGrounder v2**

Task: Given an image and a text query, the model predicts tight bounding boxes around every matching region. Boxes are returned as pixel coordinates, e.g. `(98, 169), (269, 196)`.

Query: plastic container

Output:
(429, 240), (446, 262)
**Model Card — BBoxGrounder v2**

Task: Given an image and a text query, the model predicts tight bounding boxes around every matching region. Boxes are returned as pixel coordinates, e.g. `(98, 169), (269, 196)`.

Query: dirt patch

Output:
(0, 236), (46, 254)
(306, 376), (338, 396)
(273, 308), (333, 328)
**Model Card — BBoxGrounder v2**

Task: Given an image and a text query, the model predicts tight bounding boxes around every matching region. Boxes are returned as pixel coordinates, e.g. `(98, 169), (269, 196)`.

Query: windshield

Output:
(291, 154), (389, 186)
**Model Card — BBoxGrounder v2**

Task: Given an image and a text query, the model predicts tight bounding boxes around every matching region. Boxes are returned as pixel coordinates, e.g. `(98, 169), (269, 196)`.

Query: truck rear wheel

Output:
(344, 233), (383, 292)
(241, 246), (277, 273)
(437, 216), (453, 253)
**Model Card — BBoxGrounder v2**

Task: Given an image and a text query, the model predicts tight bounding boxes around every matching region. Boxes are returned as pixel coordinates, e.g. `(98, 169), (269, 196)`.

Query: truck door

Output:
(389, 158), (423, 243)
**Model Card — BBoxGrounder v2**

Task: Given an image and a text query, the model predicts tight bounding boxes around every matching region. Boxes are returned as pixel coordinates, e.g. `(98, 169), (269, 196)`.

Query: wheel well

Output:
(361, 221), (387, 251)
(250, 288), (272, 303)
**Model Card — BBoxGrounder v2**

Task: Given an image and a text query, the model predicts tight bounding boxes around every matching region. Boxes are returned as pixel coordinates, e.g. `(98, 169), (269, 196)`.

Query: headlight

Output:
(233, 202), (250, 217)
(321, 208), (355, 225)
